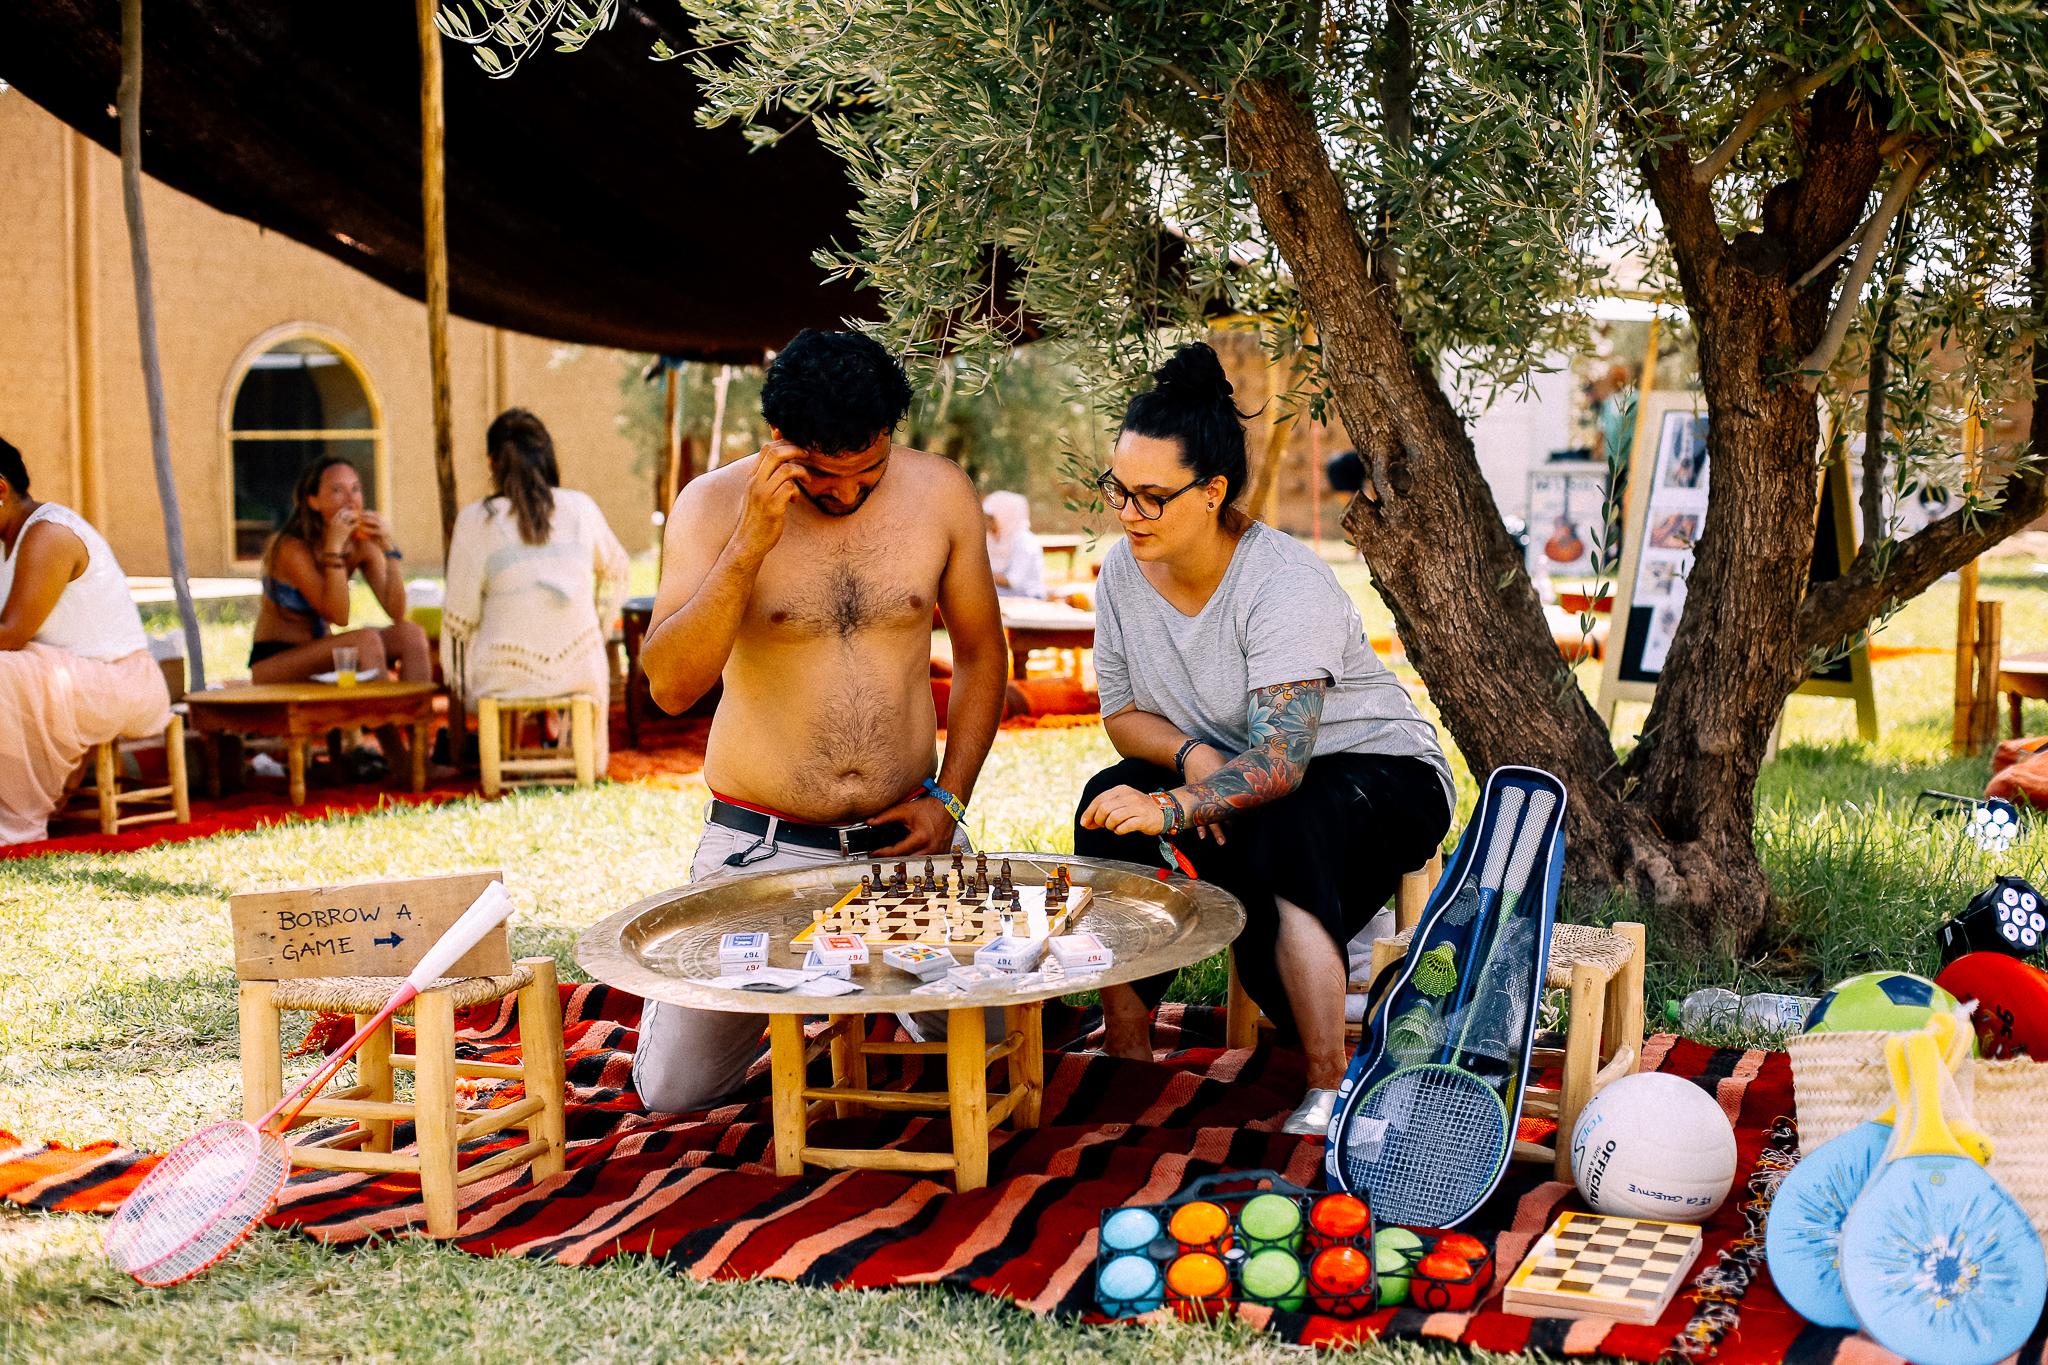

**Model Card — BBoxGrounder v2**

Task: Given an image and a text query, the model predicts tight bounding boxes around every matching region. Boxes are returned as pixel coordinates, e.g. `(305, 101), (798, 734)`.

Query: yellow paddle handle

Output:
(1887, 1031), (1990, 1163)
(1870, 1015), (1993, 1162)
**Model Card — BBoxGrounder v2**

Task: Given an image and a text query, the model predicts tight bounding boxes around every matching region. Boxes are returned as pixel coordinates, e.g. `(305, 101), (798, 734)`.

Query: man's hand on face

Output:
(735, 439), (805, 558)
(866, 791), (958, 857)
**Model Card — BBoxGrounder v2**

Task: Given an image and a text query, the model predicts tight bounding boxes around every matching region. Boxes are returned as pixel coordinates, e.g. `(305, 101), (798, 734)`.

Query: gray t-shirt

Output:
(1095, 522), (1452, 802)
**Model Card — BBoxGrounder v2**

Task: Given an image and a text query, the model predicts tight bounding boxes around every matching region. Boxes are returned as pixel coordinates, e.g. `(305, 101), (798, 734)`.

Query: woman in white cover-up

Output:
(441, 409), (630, 769)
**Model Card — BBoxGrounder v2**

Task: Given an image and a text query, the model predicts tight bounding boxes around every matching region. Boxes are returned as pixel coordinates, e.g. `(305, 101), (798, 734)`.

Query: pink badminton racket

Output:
(104, 881), (515, 1285)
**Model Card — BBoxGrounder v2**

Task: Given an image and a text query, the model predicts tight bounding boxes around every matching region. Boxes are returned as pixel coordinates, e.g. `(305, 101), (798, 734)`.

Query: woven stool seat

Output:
(269, 967), (535, 1014)
(1381, 919), (1638, 988)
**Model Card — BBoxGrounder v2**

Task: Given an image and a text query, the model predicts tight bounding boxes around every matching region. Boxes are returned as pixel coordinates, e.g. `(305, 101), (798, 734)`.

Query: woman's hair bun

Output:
(1151, 343), (1233, 405)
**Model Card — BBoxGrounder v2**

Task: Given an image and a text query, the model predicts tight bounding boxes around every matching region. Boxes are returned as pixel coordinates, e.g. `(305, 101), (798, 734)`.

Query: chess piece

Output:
(952, 852), (965, 886)
(1056, 865), (1071, 899)
(975, 853), (989, 892)
(860, 875), (872, 897)
(893, 862), (909, 892)
(1045, 871), (1061, 897)
(999, 860), (1013, 894)
(871, 861), (884, 886)
(923, 857), (936, 890)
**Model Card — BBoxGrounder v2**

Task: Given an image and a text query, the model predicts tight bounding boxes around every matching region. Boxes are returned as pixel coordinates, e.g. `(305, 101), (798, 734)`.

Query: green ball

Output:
(1804, 972), (1961, 1037)
(1374, 1227), (1422, 1306)
(1239, 1194), (1303, 1252)
(1242, 1248), (1306, 1310)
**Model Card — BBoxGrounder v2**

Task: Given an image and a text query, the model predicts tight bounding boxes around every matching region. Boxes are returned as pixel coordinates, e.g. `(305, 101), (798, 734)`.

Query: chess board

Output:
(1502, 1211), (1704, 1325)
(790, 875), (1090, 948)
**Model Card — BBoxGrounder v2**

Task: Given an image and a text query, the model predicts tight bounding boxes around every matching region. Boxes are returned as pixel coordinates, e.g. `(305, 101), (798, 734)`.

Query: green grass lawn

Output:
(19, 547), (2048, 1360)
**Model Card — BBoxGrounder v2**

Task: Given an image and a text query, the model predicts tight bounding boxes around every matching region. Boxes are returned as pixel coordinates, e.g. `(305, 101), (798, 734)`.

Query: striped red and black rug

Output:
(2, 990), (2032, 1361)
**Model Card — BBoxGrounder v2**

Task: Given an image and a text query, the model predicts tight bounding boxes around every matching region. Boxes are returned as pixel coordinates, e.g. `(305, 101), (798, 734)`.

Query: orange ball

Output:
(1309, 1192), (1371, 1241)
(1310, 1243), (1373, 1311)
(1434, 1232), (1488, 1263)
(1417, 1250), (1474, 1282)
(1167, 1200), (1233, 1253)
(1165, 1251), (1233, 1321)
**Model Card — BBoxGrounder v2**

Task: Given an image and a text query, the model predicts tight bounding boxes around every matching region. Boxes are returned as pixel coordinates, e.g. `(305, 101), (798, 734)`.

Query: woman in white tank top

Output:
(0, 438), (172, 843)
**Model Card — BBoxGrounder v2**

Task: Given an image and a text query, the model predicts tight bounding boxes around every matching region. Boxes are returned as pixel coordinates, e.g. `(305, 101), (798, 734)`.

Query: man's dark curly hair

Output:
(760, 330), (914, 456)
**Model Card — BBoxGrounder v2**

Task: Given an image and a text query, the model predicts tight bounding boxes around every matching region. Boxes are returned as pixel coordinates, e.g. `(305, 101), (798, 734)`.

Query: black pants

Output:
(1073, 752), (1451, 1040)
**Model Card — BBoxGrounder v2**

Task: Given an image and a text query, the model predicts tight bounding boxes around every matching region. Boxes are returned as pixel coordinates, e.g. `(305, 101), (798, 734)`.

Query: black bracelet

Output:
(1173, 738), (1204, 781)
(384, 546), (404, 561)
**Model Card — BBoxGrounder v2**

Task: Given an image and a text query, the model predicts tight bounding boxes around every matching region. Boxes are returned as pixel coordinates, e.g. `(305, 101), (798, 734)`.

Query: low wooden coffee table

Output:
(579, 854), (1244, 1190)
(1001, 599), (1096, 680)
(2000, 652), (2048, 738)
(182, 681), (442, 806)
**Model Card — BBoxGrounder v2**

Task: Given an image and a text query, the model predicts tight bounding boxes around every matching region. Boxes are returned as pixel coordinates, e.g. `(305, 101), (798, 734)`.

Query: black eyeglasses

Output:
(1096, 471), (1209, 521)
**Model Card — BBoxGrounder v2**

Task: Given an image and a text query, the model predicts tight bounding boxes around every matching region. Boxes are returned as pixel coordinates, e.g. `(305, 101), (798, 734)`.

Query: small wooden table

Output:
(1038, 533), (1087, 581)
(183, 681), (441, 806)
(2001, 653), (2048, 738)
(579, 855), (1243, 1190)
(1000, 599), (1096, 680)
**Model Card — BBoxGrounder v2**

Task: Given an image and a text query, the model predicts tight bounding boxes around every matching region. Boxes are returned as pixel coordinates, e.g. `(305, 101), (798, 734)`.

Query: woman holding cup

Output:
(249, 458), (431, 773)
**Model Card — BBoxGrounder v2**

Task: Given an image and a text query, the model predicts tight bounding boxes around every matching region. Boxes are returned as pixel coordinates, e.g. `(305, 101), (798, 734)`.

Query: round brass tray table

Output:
(578, 853), (1244, 1190)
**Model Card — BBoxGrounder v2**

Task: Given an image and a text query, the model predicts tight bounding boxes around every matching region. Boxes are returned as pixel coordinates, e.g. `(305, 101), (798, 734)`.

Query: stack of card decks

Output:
(946, 963), (1010, 990)
(1048, 932), (1113, 972)
(975, 932), (1049, 973)
(804, 932), (869, 980)
(882, 943), (954, 981)
(718, 931), (771, 973)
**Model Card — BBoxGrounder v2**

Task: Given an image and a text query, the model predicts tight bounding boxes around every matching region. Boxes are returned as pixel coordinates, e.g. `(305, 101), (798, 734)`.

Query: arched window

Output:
(226, 334), (382, 562)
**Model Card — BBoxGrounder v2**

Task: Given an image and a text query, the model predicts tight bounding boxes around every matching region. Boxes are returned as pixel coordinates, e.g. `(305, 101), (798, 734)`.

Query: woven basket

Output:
(1789, 1029), (2048, 1236)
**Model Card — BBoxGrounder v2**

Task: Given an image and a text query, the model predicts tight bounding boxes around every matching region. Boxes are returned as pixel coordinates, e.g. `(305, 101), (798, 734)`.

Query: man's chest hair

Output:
(754, 523), (946, 640)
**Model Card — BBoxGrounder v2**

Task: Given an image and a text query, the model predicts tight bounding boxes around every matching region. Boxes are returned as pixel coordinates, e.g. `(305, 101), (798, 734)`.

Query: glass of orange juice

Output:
(332, 646), (359, 687)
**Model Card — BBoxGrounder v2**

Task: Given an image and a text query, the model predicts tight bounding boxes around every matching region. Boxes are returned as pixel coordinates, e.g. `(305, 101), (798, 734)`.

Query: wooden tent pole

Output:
(1953, 402), (1984, 755)
(118, 0), (205, 689)
(704, 364), (733, 472)
(418, 0), (457, 557)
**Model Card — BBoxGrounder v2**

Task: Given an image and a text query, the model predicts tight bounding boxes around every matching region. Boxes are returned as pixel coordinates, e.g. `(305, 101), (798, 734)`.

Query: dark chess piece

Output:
(1056, 865), (1072, 899)
(893, 862), (909, 892)
(871, 862), (884, 886)
(998, 859), (1013, 893)
(924, 858), (936, 889)
(975, 853), (989, 892)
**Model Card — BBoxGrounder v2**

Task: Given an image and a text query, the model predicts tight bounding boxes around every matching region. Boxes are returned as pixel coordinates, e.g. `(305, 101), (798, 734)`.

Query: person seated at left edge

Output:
(631, 329), (1006, 1112)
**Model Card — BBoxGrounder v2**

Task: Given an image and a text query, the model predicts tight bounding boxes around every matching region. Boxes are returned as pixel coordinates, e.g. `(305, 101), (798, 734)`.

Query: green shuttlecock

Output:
(1385, 1003), (1446, 1065)
(1412, 943), (1459, 996)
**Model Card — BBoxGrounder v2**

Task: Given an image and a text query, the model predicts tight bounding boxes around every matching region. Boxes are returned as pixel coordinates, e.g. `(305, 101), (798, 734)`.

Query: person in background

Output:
(982, 490), (1048, 600)
(0, 437), (173, 843)
(441, 409), (630, 769)
(1071, 343), (1453, 1135)
(249, 456), (431, 778)
(249, 456), (430, 686)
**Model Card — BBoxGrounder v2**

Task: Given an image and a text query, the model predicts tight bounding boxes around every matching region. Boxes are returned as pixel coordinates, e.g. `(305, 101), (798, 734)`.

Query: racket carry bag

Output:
(1323, 765), (1568, 1228)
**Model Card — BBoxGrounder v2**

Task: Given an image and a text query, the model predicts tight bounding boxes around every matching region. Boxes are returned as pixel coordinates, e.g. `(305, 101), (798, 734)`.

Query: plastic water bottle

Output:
(1669, 988), (1820, 1035)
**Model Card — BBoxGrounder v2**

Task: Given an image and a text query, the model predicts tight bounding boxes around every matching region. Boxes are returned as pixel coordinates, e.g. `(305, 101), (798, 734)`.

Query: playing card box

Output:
(810, 933), (869, 967)
(802, 947), (853, 980)
(975, 933), (1048, 973)
(883, 944), (954, 980)
(1048, 932), (1113, 972)
(946, 963), (1010, 990)
(718, 931), (771, 970)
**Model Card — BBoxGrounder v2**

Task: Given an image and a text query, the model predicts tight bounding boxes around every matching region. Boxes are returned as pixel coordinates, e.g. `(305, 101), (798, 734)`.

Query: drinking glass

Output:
(332, 646), (359, 687)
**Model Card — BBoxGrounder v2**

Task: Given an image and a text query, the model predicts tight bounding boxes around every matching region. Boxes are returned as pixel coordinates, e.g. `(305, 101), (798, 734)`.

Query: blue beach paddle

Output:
(1839, 1031), (2046, 1365)
(1764, 1015), (1984, 1329)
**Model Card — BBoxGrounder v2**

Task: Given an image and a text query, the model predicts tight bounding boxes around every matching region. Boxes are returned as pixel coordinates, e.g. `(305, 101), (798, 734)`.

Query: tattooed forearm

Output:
(1172, 679), (1326, 828)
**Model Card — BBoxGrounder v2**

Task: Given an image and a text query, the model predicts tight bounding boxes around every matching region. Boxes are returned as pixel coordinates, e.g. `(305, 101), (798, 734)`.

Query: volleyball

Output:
(1569, 1072), (1738, 1222)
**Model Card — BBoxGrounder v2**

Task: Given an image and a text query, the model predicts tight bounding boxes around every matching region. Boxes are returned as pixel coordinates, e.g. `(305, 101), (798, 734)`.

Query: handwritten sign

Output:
(230, 871), (511, 981)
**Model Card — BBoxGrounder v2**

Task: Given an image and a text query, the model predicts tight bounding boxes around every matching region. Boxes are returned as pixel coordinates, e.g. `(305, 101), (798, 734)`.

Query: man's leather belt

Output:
(707, 799), (896, 857)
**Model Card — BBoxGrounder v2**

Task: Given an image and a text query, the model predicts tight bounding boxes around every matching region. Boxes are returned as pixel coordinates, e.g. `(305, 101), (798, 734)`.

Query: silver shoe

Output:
(1281, 1087), (1339, 1136)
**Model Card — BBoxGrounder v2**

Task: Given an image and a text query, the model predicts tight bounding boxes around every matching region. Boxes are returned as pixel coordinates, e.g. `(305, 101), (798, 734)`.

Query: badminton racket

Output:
(1333, 781), (1560, 1227)
(104, 880), (515, 1286)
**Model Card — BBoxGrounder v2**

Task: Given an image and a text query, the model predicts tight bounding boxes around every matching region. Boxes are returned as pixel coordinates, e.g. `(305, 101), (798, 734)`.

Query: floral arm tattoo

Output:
(1172, 679), (1327, 828)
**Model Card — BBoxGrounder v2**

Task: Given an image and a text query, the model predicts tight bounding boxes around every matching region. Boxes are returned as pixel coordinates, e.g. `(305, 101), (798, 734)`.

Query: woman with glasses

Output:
(1073, 343), (1453, 1135)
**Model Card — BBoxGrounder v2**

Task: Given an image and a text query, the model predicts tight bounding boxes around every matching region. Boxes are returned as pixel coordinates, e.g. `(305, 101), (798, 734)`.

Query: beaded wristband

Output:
(1150, 790), (1187, 837)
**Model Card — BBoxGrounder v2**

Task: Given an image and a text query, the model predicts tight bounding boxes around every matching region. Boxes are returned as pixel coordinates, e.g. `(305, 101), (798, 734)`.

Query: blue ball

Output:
(1102, 1207), (1161, 1254)
(1097, 1253), (1164, 1315)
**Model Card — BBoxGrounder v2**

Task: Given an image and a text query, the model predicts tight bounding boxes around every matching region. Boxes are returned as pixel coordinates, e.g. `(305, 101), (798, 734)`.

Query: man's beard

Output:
(801, 478), (881, 518)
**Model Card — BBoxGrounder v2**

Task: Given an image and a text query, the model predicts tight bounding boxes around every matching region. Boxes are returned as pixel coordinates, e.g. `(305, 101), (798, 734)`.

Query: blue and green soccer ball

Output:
(1803, 971), (1961, 1036)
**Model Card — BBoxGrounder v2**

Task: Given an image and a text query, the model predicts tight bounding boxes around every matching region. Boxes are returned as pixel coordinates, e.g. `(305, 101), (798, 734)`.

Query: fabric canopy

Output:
(0, 1), (870, 360)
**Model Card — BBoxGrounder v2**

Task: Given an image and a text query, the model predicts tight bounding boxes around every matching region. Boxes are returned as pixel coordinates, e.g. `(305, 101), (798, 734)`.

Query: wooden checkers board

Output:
(1503, 1212), (1703, 1324)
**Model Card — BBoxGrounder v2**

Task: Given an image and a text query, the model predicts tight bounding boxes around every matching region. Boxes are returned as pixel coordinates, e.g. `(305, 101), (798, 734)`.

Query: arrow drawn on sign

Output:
(373, 933), (403, 949)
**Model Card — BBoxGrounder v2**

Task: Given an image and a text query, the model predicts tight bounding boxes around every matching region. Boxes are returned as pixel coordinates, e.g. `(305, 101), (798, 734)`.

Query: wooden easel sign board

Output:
(231, 871), (511, 981)
(1595, 391), (1876, 740)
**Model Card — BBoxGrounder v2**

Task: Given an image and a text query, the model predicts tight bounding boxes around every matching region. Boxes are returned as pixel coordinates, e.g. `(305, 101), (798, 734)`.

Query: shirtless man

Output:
(632, 330), (1007, 1111)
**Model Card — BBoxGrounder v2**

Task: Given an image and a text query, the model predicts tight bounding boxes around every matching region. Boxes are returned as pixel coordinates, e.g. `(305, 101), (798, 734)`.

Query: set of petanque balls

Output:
(1093, 969), (1968, 1321)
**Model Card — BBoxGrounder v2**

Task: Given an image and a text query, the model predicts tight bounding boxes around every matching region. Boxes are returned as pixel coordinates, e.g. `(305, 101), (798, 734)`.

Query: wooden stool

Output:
(478, 695), (597, 798)
(1224, 853), (1442, 1050)
(71, 713), (190, 835)
(1364, 920), (1646, 1179)
(236, 958), (568, 1237)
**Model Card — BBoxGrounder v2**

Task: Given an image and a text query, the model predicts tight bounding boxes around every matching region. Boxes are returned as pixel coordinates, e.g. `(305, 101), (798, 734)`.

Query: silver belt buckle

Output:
(836, 823), (870, 856)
